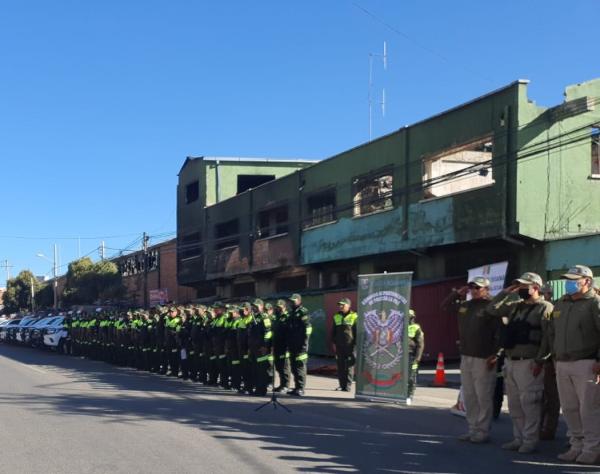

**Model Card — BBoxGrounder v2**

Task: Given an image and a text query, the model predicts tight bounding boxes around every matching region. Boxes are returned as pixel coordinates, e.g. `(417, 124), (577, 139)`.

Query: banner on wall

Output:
(355, 272), (412, 402)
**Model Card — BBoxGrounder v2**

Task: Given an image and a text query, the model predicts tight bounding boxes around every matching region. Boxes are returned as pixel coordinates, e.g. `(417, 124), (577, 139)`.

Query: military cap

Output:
(289, 293), (302, 303)
(264, 302), (273, 310)
(562, 265), (593, 280)
(468, 276), (490, 288)
(513, 272), (543, 287)
(337, 297), (351, 306)
(252, 298), (264, 307)
(276, 299), (288, 308)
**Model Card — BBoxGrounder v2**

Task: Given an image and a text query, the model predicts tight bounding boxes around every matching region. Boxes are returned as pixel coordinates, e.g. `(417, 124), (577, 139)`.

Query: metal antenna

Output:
(368, 41), (388, 141)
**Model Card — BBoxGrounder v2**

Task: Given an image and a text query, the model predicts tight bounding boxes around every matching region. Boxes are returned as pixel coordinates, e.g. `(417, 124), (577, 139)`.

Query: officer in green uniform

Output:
(272, 299), (291, 393)
(165, 306), (181, 376)
(287, 293), (312, 396)
(226, 306), (242, 391)
(237, 303), (253, 393)
(407, 309), (425, 399)
(247, 299), (273, 396)
(331, 297), (357, 392)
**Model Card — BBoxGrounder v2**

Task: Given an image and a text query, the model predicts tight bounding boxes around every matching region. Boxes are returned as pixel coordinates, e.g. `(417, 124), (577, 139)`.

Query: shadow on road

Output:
(0, 344), (593, 474)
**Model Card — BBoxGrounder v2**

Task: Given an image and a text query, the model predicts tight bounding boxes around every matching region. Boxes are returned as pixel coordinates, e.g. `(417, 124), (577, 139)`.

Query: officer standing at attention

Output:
(287, 293), (312, 396)
(273, 299), (291, 393)
(407, 309), (425, 399)
(331, 297), (357, 392)
(548, 265), (600, 465)
(442, 276), (500, 444)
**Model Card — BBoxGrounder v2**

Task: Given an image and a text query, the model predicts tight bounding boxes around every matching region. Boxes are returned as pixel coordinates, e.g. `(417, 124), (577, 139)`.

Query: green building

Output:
(177, 78), (600, 299)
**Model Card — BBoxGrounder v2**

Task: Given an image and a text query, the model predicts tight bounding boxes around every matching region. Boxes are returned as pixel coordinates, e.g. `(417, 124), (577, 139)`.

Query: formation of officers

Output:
(444, 264), (600, 466)
(64, 293), (312, 397)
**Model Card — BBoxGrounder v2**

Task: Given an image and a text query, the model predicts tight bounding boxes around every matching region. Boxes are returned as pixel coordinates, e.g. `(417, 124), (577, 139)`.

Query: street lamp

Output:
(37, 244), (58, 309)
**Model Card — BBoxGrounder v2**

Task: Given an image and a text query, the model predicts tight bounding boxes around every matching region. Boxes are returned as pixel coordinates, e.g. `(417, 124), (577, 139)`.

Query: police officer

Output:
(487, 272), (552, 454)
(165, 307), (181, 376)
(442, 276), (500, 444)
(548, 265), (600, 465)
(331, 297), (357, 392)
(273, 299), (291, 393)
(247, 299), (273, 396)
(407, 309), (424, 399)
(226, 306), (242, 391)
(538, 283), (560, 441)
(237, 303), (253, 393)
(287, 293), (312, 396)
(177, 309), (192, 379)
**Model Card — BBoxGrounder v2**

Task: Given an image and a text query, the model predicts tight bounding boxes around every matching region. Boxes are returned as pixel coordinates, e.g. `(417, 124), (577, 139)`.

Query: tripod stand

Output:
(255, 356), (291, 413)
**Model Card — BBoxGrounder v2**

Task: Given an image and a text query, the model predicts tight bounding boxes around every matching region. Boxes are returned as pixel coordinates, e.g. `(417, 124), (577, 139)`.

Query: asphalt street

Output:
(0, 345), (597, 474)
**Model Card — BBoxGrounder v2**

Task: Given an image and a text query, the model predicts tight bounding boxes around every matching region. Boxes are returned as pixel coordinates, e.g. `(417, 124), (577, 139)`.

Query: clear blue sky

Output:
(0, 0), (596, 286)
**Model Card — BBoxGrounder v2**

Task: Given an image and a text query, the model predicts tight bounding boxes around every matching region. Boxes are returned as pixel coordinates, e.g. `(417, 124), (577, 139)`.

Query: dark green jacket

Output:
(548, 290), (600, 361)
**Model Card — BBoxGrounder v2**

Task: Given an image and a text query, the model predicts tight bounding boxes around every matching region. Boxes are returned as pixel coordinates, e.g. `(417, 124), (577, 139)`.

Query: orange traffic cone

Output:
(433, 352), (446, 387)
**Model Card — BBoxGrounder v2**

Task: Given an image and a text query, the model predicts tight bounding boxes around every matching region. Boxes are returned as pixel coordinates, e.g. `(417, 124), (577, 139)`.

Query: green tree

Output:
(3, 270), (41, 314)
(62, 258), (124, 305)
(35, 283), (54, 309)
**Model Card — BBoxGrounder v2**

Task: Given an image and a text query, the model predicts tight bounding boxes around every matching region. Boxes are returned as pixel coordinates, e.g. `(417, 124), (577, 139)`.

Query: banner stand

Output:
(355, 272), (413, 403)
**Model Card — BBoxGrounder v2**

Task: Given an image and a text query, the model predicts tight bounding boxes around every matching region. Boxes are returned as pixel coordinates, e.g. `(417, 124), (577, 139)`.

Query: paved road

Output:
(0, 344), (595, 474)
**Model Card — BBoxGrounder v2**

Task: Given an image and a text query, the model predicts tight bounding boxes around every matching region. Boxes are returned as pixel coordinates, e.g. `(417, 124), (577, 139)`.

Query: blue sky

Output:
(0, 0), (596, 286)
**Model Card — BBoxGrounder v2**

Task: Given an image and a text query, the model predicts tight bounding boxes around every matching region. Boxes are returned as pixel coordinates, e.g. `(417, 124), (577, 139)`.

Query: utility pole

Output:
(142, 232), (150, 309)
(30, 277), (35, 313)
(100, 241), (106, 260)
(53, 244), (58, 310)
(1, 259), (13, 284)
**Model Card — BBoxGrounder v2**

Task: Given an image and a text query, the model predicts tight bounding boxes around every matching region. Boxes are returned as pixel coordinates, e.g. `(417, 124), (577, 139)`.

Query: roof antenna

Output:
(369, 41), (387, 141)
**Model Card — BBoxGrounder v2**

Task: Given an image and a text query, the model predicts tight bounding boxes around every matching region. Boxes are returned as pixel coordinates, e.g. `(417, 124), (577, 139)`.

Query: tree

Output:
(62, 258), (124, 305)
(3, 270), (41, 314)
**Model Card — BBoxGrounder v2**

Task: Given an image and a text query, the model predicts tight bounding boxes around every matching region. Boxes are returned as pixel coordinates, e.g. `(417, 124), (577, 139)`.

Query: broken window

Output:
(275, 275), (307, 293)
(257, 205), (288, 238)
(119, 249), (160, 276)
(186, 181), (199, 204)
(305, 189), (336, 227)
(352, 168), (393, 217)
(237, 175), (276, 194)
(215, 219), (239, 250)
(232, 281), (256, 297)
(179, 232), (201, 260)
(592, 127), (600, 176)
(423, 136), (494, 199)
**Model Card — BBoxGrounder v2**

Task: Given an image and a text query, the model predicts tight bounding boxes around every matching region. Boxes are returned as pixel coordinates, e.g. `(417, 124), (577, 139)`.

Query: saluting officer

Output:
(487, 272), (552, 454)
(442, 276), (500, 444)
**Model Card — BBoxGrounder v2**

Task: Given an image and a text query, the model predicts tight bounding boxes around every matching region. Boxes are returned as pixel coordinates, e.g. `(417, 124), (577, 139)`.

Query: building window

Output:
(232, 281), (256, 297)
(592, 128), (600, 176)
(119, 249), (159, 276)
(305, 189), (336, 227)
(275, 275), (307, 293)
(423, 136), (494, 199)
(186, 181), (199, 204)
(237, 175), (276, 194)
(215, 219), (239, 250)
(179, 232), (201, 260)
(352, 168), (393, 217)
(257, 205), (288, 239)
